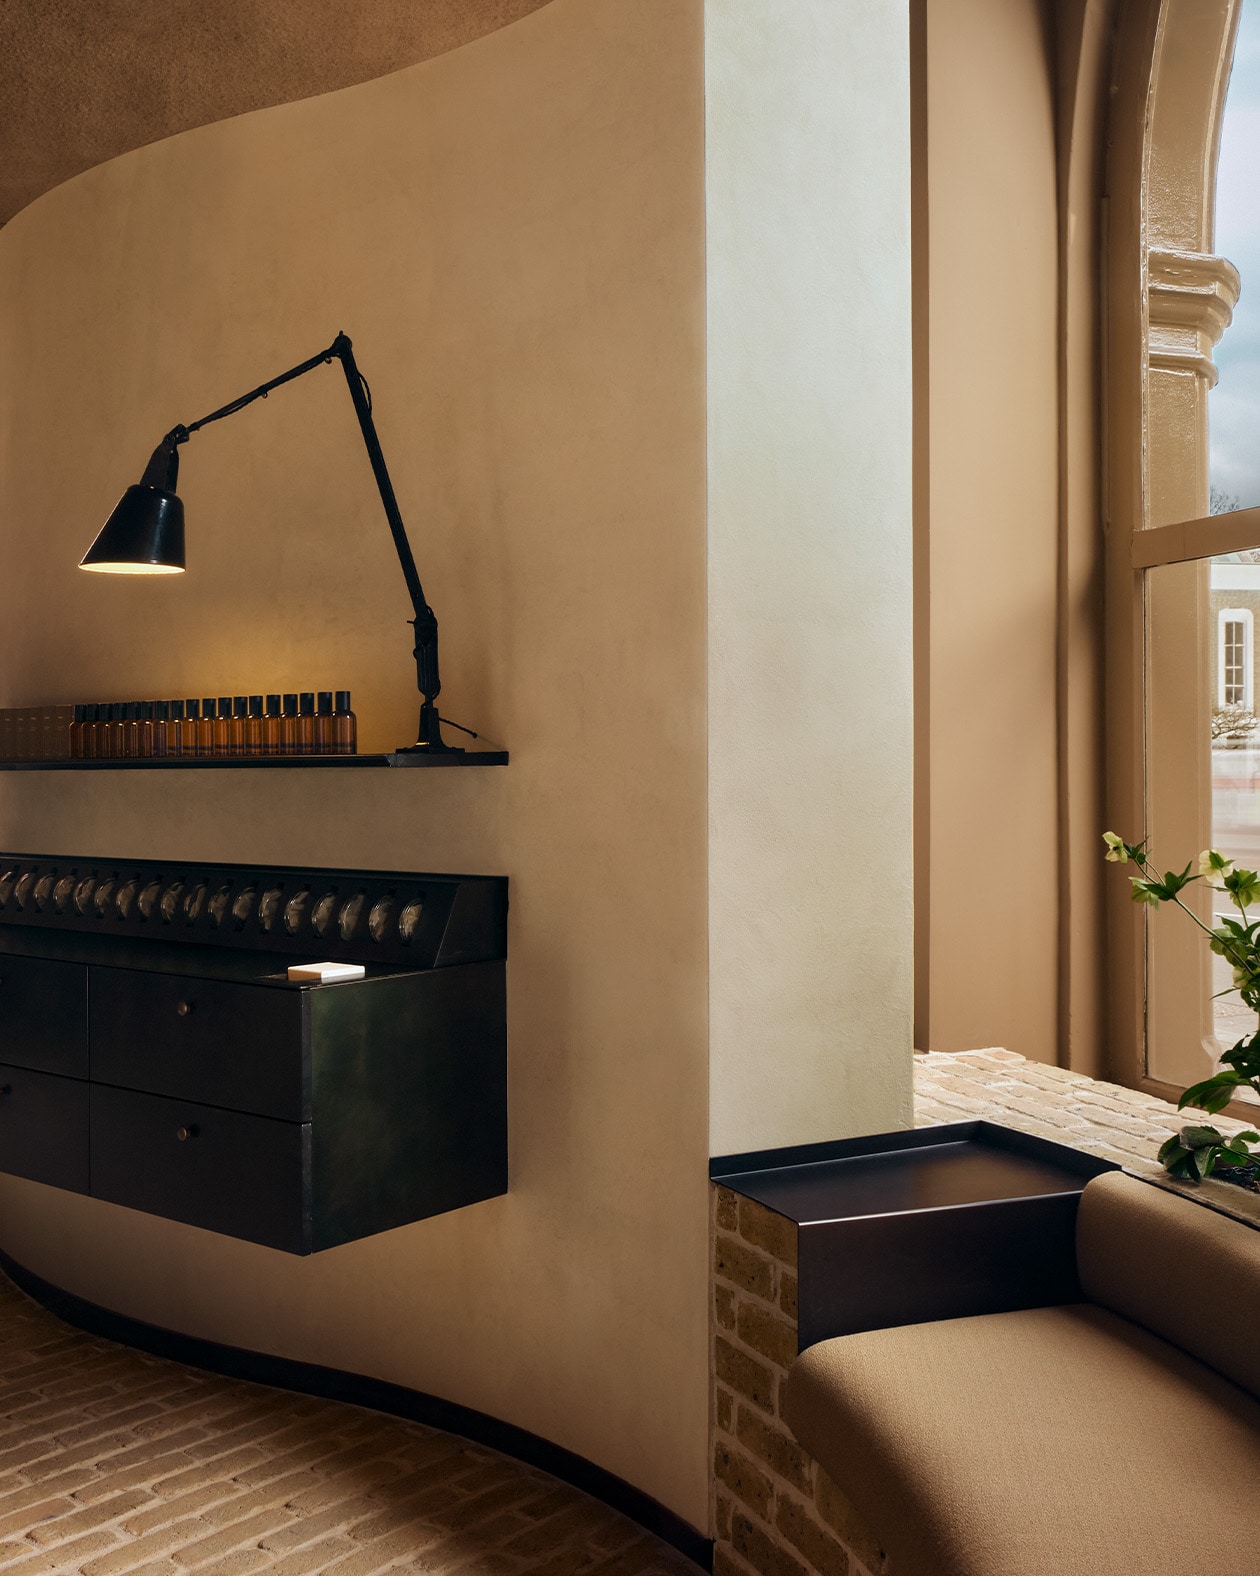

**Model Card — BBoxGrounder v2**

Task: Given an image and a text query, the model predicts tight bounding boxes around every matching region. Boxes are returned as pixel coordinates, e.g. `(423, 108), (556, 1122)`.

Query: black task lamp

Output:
(80, 332), (467, 756)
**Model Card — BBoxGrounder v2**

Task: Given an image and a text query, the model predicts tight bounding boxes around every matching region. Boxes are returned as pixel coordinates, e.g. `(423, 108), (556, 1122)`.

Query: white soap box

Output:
(286, 961), (367, 983)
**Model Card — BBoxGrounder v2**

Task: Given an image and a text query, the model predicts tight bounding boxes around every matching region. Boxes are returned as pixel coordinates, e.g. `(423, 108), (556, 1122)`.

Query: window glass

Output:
(1145, 556), (1260, 1094)
(1210, 0), (1260, 514)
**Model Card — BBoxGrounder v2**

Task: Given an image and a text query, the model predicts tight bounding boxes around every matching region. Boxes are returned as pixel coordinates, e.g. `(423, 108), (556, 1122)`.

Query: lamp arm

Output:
(328, 334), (442, 712)
(168, 333), (450, 751)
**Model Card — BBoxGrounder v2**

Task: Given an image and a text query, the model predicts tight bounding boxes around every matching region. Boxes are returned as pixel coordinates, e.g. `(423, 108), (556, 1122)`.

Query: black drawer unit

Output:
(0, 852), (509, 1253)
(91, 1085), (310, 1254)
(0, 1062), (90, 1194)
(91, 968), (306, 1120)
(0, 955), (88, 1077)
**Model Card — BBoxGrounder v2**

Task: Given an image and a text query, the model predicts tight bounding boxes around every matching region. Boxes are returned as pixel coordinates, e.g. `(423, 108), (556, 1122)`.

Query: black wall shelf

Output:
(0, 752), (507, 770)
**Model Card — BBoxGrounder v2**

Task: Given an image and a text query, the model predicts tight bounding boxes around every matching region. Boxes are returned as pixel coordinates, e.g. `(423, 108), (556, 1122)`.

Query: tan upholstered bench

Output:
(784, 1171), (1260, 1576)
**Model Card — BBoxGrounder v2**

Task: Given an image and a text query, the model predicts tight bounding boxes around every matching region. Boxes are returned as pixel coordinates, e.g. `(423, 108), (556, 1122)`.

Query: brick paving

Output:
(0, 1273), (697, 1576)
(912, 1045), (1253, 1163)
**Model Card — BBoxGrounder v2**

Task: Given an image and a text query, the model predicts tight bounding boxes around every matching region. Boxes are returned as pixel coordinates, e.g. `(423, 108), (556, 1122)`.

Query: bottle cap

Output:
(154, 701), (169, 721)
(266, 694), (281, 716)
(317, 691), (333, 714)
(217, 697), (232, 716)
(141, 701), (154, 719)
(73, 704), (85, 723)
(185, 699), (200, 719)
(299, 692), (315, 716)
(283, 693), (299, 717)
(128, 702), (143, 720)
(248, 695), (264, 717)
(202, 697), (216, 716)
(170, 699), (184, 720)
(335, 690), (352, 711)
(233, 696), (248, 717)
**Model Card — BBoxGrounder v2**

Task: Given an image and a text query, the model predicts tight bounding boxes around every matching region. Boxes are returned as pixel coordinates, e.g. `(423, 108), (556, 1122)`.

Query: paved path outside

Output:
(0, 1272), (697, 1576)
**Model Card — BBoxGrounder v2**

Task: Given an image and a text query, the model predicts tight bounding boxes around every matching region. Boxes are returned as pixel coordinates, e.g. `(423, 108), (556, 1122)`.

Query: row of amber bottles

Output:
(69, 693), (357, 759)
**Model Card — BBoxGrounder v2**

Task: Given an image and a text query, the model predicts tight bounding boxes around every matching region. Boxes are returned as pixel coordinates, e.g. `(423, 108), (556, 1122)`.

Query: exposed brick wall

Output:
(710, 1186), (884, 1576)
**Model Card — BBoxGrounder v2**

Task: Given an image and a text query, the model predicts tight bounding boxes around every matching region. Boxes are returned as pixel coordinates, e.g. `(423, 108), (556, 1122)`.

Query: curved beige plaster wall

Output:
(0, 0), (708, 1523)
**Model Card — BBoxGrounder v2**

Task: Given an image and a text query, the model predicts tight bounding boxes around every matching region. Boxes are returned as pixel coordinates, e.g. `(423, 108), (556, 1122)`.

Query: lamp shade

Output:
(80, 485), (186, 574)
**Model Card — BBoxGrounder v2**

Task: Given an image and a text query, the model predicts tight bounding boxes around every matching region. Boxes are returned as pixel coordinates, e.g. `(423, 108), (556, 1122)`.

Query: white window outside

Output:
(1218, 607), (1254, 709)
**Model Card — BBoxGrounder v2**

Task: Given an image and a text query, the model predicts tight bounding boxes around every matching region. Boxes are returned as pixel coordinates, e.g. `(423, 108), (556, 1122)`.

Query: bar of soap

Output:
(287, 961), (367, 983)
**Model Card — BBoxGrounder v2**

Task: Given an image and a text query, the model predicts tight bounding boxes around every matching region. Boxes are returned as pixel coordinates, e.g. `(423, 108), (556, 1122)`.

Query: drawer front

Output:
(0, 1062), (89, 1194)
(0, 956), (88, 1077)
(90, 1085), (309, 1254)
(90, 968), (305, 1120)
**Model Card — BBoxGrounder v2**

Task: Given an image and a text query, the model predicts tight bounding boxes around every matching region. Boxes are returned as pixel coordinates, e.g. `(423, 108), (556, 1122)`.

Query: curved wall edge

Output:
(0, 1249), (710, 1570)
(2, 0), (559, 229)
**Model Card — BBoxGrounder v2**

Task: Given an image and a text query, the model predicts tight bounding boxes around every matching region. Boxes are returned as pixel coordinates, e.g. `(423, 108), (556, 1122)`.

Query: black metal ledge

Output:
(0, 752), (507, 769)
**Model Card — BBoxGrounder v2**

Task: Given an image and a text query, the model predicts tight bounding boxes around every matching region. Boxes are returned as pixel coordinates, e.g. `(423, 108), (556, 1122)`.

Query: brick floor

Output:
(0, 1275), (697, 1576)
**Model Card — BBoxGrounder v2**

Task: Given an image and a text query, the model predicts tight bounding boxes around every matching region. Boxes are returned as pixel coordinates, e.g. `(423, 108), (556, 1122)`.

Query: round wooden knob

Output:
(176, 1001), (193, 1017)
(175, 1125), (197, 1142)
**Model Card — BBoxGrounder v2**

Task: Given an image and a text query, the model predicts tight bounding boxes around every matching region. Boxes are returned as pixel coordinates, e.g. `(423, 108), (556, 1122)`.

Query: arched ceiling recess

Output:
(0, 0), (553, 229)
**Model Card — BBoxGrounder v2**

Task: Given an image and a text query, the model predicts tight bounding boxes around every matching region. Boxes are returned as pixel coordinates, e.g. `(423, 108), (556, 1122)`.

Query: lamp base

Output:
(394, 702), (465, 755)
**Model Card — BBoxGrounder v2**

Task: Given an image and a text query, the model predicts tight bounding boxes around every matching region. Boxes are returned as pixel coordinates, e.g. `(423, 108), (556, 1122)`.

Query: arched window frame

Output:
(1105, 0), (1254, 1104)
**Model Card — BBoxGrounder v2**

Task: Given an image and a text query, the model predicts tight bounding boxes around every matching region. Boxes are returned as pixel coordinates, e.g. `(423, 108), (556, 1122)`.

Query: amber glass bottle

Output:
(297, 693), (316, 756)
(166, 700), (183, 757)
(227, 696), (246, 756)
(101, 704), (120, 759)
(146, 702), (166, 758)
(280, 694), (299, 754)
(314, 692), (334, 754)
(195, 698), (213, 756)
(213, 697), (231, 755)
(332, 691), (357, 755)
(263, 695), (281, 756)
(69, 705), (86, 759)
(246, 696), (264, 756)
(83, 704), (101, 760)
(183, 699), (201, 756)
(123, 703), (141, 759)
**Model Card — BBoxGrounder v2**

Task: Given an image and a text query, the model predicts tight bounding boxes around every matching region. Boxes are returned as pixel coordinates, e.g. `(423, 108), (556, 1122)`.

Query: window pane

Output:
(1211, 0), (1260, 514)
(1145, 558), (1260, 1095)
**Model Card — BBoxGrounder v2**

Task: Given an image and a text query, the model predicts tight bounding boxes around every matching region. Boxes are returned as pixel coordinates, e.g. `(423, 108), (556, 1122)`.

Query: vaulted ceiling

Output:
(0, 0), (553, 228)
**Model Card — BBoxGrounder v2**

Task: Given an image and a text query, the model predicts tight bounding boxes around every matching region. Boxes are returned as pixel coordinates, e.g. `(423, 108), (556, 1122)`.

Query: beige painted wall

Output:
(705, 0), (915, 1154)
(0, 0), (711, 1523)
(920, 0), (1062, 1063)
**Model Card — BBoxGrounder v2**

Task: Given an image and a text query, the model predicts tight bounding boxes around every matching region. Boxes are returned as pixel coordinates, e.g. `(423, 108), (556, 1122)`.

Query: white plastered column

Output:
(705, 0), (915, 1154)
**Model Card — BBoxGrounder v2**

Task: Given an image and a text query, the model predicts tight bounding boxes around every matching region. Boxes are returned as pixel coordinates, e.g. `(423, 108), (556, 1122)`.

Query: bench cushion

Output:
(1078, 1170), (1260, 1399)
(785, 1303), (1260, 1576)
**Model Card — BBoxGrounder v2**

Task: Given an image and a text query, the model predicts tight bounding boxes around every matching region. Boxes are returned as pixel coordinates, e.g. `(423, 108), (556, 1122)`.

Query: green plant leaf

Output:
(1158, 1140), (1195, 1179)
(1179, 1076), (1241, 1115)
(1225, 867), (1260, 907)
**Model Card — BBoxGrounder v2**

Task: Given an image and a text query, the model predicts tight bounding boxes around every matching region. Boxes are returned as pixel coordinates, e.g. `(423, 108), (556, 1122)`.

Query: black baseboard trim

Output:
(0, 1250), (712, 1571)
